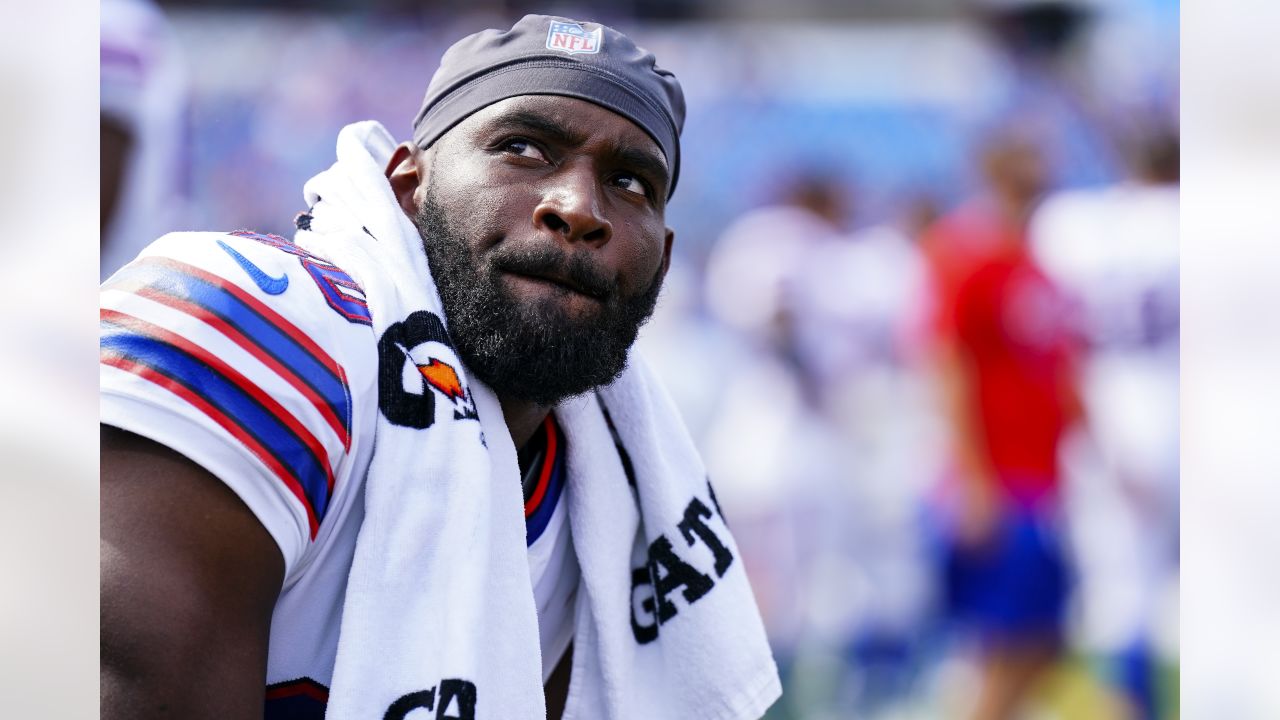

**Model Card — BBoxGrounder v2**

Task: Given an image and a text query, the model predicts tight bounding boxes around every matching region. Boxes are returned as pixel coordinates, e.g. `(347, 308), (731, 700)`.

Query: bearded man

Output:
(100, 15), (779, 720)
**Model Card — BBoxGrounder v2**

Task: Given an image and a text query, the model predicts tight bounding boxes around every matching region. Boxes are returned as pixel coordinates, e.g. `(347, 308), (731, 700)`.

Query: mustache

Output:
(488, 244), (616, 300)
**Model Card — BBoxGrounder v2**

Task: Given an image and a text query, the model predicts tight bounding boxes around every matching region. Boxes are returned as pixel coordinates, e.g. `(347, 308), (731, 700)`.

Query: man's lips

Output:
(502, 270), (606, 301)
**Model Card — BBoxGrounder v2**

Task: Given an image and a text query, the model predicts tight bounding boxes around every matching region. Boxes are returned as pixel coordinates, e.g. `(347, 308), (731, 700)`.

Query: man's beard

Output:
(414, 188), (664, 407)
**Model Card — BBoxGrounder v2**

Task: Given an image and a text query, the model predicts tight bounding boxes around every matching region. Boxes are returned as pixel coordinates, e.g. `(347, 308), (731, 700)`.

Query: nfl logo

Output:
(545, 21), (602, 56)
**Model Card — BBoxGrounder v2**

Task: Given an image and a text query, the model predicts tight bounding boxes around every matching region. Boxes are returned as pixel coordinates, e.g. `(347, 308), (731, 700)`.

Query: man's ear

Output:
(660, 228), (675, 278)
(385, 142), (425, 218)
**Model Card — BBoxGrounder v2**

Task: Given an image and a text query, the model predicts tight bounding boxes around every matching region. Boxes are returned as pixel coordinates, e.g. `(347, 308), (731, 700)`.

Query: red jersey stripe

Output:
(144, 256), (347, 379)
(102, 308), (337, 500)
(524, 415), (558, 518)
(110, 276), (350, 451)
(101, 351), (321, 538)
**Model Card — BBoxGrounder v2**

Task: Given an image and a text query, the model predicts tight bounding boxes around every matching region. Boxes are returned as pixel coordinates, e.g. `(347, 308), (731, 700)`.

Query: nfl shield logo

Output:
(545, 21), (602, 56)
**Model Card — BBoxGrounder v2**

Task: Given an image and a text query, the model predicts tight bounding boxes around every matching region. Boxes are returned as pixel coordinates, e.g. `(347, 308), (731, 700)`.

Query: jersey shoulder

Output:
(104, 229), (374, 352)
(100, 230), (377, 572)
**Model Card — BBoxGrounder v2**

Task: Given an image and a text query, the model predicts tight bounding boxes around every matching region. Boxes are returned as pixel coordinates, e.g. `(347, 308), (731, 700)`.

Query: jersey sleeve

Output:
(100, 231), (376, 578)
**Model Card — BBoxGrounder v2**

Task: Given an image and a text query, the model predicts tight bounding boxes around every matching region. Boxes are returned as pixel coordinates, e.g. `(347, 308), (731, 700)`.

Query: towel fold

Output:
(295, 120), (780, 720)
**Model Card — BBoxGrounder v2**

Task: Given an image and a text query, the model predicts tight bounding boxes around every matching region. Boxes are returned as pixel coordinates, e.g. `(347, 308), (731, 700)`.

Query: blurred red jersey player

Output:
(922, 130), (1083, 720)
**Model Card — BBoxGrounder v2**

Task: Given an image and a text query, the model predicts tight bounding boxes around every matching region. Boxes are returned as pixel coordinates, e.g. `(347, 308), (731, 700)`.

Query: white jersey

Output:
(792, 225), (926, 382)
(704, 204), (839, 342)
(100, 231), (578, 714)
(791, 226), (938, 644)
(1033, 184), (1179, 483)
(1032, 183), (1179, 652)
(100, 0), (191, 280)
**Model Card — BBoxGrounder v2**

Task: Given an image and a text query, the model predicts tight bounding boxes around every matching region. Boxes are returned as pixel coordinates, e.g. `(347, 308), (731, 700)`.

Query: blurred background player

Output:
(100, 0), (191, 281)
(700, 170), (941, 719)
(787, 185), (942, 717)
(704, 168), (851, 402)
(1032, 123), (1180, 720)
(921, 129), (1083, 720)
(698, 170), (853, 719)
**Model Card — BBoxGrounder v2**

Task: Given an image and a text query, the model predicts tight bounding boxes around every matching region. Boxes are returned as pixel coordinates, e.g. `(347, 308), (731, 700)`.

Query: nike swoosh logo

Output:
(217, 239), (289, 295)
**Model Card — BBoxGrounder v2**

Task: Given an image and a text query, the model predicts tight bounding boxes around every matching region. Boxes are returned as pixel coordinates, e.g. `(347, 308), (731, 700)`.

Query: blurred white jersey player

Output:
(101, 0), (190, 281)
(790, 198), (942, 714)
(703, 176), (941, 714)
(701, 173), (852, 667)
(1032, 130), (1179, 720)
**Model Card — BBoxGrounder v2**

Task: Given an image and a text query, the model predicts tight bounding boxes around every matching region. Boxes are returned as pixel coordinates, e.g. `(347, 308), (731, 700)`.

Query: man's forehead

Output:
(463, 96), (668, 170)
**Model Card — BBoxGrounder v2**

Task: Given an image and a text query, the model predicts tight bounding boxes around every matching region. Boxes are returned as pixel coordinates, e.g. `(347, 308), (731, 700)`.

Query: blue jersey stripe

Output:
(101, 323), (333, 523)
(107, 260), (350, 441)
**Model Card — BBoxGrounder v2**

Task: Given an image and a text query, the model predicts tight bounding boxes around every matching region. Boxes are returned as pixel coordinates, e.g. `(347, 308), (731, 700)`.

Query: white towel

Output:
(296, 120), (780, 720)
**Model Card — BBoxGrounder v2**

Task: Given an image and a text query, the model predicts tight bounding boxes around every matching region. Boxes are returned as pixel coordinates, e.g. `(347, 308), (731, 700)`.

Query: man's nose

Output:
(532, 166), (613, 247)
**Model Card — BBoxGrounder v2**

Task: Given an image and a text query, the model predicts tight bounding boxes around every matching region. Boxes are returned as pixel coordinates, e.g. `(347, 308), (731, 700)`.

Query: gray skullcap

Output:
(412, 14), (686, 197)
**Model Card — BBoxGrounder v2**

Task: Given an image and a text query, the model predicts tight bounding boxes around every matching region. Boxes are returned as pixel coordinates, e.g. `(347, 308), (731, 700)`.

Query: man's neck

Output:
(499, 396), (554, 451)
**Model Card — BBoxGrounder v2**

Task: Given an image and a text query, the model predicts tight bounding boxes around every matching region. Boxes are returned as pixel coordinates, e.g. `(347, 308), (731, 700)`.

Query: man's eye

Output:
(612, 173), (649, 198)
(501, 139), (546, 161)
